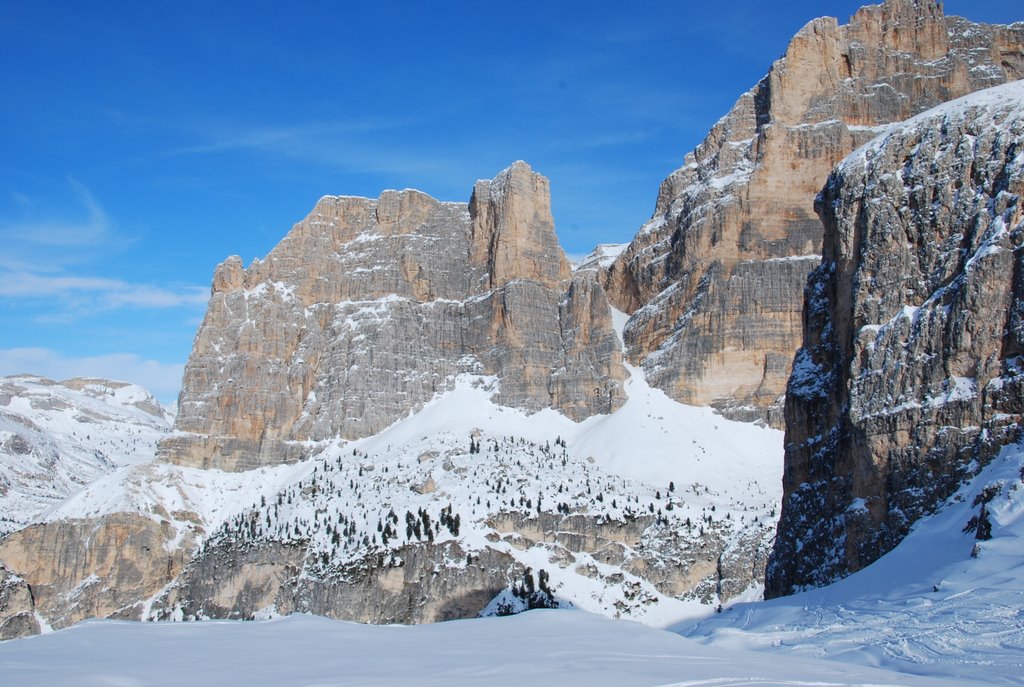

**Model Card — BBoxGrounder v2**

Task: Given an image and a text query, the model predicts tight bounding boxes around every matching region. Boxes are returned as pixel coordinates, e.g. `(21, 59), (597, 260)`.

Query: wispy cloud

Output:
(172, 118), (416, 156)
(163, 117), (459, 179)
(2, 177), (113, 250)
(0, 177), (125, 273)
(0, 271), (208, 310)
(0, 179), (208, 319)
(0, 348), (184, 404)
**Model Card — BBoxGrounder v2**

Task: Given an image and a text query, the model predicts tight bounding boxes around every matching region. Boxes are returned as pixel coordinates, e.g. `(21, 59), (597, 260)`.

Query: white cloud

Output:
(0, 348), (184, 405)
(1, 178), (114, 254)
(0, 180), (208, 317)
(0, 271), (209, 310)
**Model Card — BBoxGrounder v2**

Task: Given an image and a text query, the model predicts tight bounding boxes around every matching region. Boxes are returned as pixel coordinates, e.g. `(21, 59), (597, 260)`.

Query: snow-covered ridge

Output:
(841, 79), (1024, 173)
(0, 375), (173, 535)
(573, 243), (628, 272)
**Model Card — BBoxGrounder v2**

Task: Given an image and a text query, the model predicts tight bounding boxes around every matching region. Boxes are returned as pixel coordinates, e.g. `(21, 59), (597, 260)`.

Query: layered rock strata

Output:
(163, 161), (625, 471)
(605, 0), (1024, 425)
(766, 80), (1024, 596)
(0, 513), (196, 630)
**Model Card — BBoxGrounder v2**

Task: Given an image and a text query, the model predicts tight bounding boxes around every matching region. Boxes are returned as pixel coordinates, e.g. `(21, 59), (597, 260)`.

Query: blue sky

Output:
(1, 1), (1020, 404)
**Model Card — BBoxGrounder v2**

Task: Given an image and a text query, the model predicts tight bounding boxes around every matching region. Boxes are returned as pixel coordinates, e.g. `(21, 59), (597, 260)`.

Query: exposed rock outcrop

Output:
(0, 565), (38, 639)
(163, 161), (624, 471)
(152, 503), (768, 625)
(766, 80), (1024, 597)
(0, 513), (195, 630)
(152, 539), (518, 624)
(605, 0), (1024, 425)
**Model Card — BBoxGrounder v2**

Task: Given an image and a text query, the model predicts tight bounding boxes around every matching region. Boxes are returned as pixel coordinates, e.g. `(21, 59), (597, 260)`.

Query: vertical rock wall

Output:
(162, 161), (625, 471)
(767, 81), (1024, 596)
(605, 0), (1024, 425)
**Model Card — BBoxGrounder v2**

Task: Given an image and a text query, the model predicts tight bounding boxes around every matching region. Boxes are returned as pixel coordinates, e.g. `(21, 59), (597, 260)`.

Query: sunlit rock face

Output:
(163, 161), (625, 471)
(604, 0), (1024, 426)
(767, 80), (1024, 597)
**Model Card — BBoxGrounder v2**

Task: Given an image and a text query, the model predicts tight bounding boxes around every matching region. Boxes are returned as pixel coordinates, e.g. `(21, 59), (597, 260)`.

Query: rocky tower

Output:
(160, 161), (625, 471)
(766, 80), (1024, 597)
(604, 0), (1024, 425)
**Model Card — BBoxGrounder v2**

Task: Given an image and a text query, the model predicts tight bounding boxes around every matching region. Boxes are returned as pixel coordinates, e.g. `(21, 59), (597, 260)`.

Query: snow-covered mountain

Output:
(0, 375), (172, 535)
(0, 160), (787, 636)
(0, 7), (1022, 687)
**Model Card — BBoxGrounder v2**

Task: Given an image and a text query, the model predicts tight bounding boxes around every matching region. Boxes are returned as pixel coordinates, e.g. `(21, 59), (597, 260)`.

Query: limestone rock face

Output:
(605, 1), (1024, 425)
(163, 161), (624, 471)
(0, 513), (194, 630)
(766, 81), (1024, 597)
(152, 540), (517, 625)
(0, 565), (38, 639)
(152, 507), (768, 625)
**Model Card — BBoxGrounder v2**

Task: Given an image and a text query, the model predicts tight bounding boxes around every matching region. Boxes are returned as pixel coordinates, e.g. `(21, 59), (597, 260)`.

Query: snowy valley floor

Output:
(0, 610), (979, 687)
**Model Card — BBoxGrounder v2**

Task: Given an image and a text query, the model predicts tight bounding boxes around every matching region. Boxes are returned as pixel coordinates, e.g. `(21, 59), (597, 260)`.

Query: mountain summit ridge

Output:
(603, 0), (1024, 425)
(162, 161), (625, 472)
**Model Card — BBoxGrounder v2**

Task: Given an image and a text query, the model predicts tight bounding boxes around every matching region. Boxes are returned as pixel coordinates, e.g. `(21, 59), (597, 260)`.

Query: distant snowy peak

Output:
(573, 243), (628, 272)
(2, 374), (171, 418)
(0, 374), (173, 535)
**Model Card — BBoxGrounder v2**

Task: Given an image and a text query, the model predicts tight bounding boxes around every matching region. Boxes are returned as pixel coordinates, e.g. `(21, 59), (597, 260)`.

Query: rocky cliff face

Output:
(0, 513), (195, 630)
(163, 161), (624, 471)
(766, 80), (1024, 597)
(0, 565), (38, 640)
(604, 0), (1024, 425)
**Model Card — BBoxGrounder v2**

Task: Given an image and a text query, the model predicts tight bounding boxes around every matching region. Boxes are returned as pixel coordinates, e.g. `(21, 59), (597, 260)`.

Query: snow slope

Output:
(0, 375), (172, 535)
(0, 609), (974, 687)
(44, 336), (782, 624)
(680, 439), (1024, 686)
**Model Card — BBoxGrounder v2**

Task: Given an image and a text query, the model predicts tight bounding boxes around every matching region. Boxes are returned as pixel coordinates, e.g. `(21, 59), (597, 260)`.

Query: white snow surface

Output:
(0, 375), (172, 535)
(0, 609), (972, 687)
(679, 439), (1024, 686)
